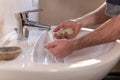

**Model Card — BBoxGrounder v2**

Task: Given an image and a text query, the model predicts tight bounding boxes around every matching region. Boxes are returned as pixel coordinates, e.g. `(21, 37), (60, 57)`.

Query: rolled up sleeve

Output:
(106, 0), (120, 17)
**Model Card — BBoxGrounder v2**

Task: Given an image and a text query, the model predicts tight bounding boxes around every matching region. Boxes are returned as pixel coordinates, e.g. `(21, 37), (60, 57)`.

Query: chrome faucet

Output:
(15, 9), (51, 40)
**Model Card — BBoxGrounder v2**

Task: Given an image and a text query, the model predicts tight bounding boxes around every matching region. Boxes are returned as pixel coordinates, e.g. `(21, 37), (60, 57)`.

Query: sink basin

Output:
(0, 27), (120, 80)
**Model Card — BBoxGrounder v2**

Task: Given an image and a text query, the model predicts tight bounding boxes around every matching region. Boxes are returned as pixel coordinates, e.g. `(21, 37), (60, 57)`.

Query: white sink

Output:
(0, 27), (120, 80)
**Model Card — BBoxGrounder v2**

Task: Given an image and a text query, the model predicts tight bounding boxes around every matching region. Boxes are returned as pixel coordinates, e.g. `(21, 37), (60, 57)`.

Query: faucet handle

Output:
(20, 8), (44, 21)
(15, 8), (44, 21)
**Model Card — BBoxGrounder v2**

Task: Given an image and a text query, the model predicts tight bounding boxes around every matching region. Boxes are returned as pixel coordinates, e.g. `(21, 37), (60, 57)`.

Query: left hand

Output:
(45, 39), (74, 58)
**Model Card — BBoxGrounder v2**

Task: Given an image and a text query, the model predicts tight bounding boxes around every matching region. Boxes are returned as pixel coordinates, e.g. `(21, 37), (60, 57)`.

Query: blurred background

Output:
(0, 0), (39, 38)
(0, 0), (105, 38)
(39, 0), (105, 25)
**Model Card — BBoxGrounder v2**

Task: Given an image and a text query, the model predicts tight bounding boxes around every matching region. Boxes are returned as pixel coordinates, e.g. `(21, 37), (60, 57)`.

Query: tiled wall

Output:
(0, 0), (39, 38)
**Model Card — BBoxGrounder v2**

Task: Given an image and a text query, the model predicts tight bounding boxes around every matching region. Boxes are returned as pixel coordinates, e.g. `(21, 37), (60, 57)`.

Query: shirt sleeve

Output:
(106, 0), (120, 17)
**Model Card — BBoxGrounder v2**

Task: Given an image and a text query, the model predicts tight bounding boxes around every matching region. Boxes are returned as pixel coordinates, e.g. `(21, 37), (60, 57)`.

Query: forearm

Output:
(73, 2), (111, 27)
(72, 14), (120, 50)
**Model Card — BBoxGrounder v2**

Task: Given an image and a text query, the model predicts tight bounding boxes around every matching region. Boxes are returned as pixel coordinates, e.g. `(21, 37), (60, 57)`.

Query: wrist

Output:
(69, 40), (79, 51)
(70, 19), (84, 29)
(70, 38), (86, 51)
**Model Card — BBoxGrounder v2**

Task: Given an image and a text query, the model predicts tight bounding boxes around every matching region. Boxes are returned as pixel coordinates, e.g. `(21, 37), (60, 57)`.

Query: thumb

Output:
(54, 23), (64, 32)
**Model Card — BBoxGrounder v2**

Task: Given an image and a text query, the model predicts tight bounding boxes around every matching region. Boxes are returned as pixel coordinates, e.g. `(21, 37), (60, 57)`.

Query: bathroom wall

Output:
(39, 0), (105, 25)
(0, 0), (39, 38)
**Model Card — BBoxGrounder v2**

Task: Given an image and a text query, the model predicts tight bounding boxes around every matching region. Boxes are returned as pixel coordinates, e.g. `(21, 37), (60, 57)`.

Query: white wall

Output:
(0, 0), (39, 38)
(39, 0), (105, 25)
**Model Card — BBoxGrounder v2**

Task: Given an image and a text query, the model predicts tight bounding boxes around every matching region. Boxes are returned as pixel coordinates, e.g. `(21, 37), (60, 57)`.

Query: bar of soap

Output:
(57, 28), (74, 35)
(63, 28), (74, 35)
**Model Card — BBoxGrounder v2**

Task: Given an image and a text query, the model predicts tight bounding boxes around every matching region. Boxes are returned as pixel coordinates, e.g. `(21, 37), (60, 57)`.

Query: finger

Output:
(53, 23), (64, 32)
(48, 48), (61, 58)
(45, 42), (56, 49)
(70, 28), (79, 38)
(64, 31), (75, 39)
(64, 32), (71, 39)
(48, 48), (56, 55)
(60, 34), (66, 39)
(54, 33), (62, 39)
(54, 32), (65, 39)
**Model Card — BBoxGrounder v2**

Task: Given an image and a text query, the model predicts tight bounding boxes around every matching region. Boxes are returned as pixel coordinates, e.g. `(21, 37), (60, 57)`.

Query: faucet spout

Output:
(25, 21), (51, 30)
(15, 9), (51, 40)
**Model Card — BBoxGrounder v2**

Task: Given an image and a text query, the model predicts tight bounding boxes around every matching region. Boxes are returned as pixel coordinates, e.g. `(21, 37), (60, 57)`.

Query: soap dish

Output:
(0, 46), (22, 60)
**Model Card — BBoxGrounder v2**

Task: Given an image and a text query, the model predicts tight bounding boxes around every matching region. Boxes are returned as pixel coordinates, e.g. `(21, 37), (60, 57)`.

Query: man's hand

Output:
(54, 20), (82, 39)
(45, 39), (74, 58)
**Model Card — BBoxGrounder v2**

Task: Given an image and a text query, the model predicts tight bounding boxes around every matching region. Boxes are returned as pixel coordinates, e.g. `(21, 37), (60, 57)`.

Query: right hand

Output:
(54, 20), (83, 39)
(45, 39), (74, 58)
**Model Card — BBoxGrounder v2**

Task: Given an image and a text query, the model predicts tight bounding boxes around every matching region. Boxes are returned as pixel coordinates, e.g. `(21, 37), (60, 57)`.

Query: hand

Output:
(54, 20), (82, 39)
(45, 39), (74, 58)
